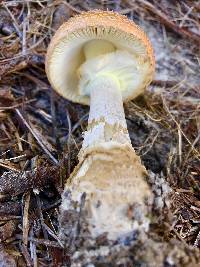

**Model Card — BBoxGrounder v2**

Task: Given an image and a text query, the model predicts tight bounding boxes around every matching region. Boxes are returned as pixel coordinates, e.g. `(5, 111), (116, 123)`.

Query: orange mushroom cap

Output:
(46, 10), (155, 105)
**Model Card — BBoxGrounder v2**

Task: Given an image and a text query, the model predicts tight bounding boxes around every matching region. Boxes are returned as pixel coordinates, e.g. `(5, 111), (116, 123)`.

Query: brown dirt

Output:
(0, 0), (199, 266)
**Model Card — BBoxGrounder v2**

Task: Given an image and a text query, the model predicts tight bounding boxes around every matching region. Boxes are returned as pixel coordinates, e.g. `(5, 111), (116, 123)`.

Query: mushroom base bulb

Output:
(61, 148), (152, 240)
(78, 44), (151, 98)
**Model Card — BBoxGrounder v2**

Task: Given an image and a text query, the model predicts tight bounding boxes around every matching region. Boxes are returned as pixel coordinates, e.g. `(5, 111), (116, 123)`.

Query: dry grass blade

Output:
(15, 108), (59, 165)
(22, 191), (31, 246)
(0, 0), (199, 265)
(135, 0), (200, 43)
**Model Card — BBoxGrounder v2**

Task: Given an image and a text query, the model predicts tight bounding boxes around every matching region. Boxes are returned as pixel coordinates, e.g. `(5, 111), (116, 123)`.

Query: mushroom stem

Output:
(46, 10), (155, 245)
(80, 75), (132, 159)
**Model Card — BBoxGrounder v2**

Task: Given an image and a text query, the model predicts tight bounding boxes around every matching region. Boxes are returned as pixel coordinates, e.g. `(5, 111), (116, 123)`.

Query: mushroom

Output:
(46, 10), (155, 241)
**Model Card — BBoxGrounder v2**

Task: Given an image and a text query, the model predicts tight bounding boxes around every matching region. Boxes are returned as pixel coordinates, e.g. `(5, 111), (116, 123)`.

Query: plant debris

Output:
(0, 0), (199, 266)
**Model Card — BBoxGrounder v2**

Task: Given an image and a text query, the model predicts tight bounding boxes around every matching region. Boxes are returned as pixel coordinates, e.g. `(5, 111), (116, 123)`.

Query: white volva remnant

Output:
(46, 10), (155, 241)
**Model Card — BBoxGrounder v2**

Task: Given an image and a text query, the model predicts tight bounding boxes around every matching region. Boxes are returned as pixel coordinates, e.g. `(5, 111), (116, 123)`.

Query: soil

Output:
(0, 0), (199, 266)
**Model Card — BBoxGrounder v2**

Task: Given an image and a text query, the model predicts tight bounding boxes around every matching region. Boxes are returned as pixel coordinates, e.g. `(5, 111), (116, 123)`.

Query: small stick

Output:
(0, 215), (21, 221)
(22, 191), (31, 246)
(15, 108), (59, 165)
(66, 109), (72, 177)
(3, 3), (22, 39)
(29, 228), (38, 267)
(20, 243), (32, 267)
(135, 0), (200, 43)
(22, 16), (27, 56)
(16, 234), (62, 248)
(0, 159), (20, 172)
(0, 99), (36, 111)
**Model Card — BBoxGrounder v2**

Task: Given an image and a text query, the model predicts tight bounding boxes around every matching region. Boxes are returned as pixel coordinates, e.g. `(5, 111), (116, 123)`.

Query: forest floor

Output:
(0, 0), (199, 266)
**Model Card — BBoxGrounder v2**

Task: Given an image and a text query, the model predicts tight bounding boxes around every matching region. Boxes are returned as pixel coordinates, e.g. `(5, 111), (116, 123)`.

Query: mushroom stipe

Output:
(46, 10), (155, 242)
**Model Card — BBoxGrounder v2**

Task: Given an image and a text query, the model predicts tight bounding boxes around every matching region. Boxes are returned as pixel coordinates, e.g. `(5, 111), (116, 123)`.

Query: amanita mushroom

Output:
(46, 11), (155, 241)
